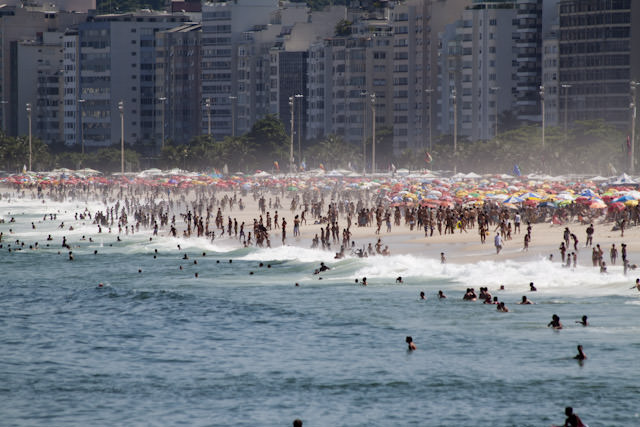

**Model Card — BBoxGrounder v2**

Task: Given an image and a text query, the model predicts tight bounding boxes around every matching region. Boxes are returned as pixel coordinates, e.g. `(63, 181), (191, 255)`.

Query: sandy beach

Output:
(2, 182), (638, 274)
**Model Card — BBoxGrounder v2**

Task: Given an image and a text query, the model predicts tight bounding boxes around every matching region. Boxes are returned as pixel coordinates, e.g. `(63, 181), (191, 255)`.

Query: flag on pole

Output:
(627, 135), (631, 154)
(425, 152), (432, 163)
(513, 164), (521, 177)
(319, 163), (325, 170)
(301, 160), (306, 171)
(273, 161), (280, 171)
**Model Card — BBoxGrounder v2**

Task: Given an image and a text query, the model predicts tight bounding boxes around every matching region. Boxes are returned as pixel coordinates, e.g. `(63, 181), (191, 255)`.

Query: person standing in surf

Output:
(494, 233), (503, 254)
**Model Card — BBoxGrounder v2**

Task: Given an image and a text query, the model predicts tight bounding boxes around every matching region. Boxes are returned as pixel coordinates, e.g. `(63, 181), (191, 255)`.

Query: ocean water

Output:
(1, 198), (640, 426)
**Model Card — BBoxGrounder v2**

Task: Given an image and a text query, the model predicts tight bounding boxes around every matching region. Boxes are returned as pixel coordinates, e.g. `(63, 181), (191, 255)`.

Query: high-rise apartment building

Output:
(17, 32), (65, 144)
(0, 5), (87, 136)
(200, 0), (280, 140)
(62, 12), (191, 150)
(557, 0), (640, 129)
(155, 23), (202, 147)
(306, 0), (430, 157)
(439, 1), (517, 141)
(514, 0), (543, 124)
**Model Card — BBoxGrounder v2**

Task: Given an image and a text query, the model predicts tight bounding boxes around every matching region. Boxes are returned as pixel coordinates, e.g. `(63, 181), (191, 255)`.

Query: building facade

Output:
(155, 23), (202, 147)
(557, 0), (640, 129)
(62, 12), (191, 150)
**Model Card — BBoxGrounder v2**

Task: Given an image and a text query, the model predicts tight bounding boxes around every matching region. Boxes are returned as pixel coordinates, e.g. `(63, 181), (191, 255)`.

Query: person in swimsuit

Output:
(563, 407), (586, 427)
(405, 336), (416, 351)
(548, 314), (563, 329)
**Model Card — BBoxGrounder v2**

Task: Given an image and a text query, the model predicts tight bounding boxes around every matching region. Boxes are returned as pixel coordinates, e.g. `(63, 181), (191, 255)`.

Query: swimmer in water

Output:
(497, 301), (509, 312)
(548, 314), (563, 330)
(562, 406), (585, 427)
(405, 336), (416, 351)
(631, 278), (640, 291)
(438, 290), (446, 299)
(529, 282), (537, 291)
(574, 345), (586, 361)
(518, 295), (533, 304)
(420, 291), (425, 300)
(576, 315), (588, 326)
(396, 276), (403, 283)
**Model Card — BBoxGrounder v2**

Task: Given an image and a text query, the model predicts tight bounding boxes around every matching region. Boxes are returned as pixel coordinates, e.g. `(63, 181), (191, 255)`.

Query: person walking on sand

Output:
(585, 224), (594, 247)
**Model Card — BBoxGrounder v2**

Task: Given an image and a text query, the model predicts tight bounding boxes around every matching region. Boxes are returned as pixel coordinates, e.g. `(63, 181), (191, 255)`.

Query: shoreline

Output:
(1, 186), (639, 272)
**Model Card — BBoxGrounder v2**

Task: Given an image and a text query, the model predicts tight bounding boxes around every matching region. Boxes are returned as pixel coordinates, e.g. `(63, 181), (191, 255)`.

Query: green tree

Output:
(246, 114), (289, 169)
(305, 134), (360, 170)
(335, 19), (352, 36)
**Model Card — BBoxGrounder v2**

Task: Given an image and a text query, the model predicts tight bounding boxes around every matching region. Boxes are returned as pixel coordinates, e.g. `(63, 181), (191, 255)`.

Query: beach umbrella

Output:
(538, 201), (557, 208)
(580, 189), (597, 197)
(624, 199), (638, 207)
(613, 194), (635, 202)
(503, 195), (524, 204)
(608, 202), (625, 211)
(590, 200), (607, 209)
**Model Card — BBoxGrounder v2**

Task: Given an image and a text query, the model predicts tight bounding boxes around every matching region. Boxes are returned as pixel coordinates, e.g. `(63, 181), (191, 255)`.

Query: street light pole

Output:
(77, 99), (86, 155)
(561, 84), (572, 144)
(26, 103), (32, 171)
(228, 95), (237, 137)
(158, 97), (167, 149)
(540, 85), (545, 149)
(289, 96), (294, 174)
(371, 93), (376, 174)
(295, 93), (303, 168)
(425, 88), (433, 153)
(118, 100), (124, 175)
(452, 88), (457, 173)
(631, 81), (639, 173)
(205, 98), (211, 136)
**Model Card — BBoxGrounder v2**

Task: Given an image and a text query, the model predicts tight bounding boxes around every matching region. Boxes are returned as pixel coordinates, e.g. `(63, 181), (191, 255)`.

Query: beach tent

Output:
(610, 173), (637, 185)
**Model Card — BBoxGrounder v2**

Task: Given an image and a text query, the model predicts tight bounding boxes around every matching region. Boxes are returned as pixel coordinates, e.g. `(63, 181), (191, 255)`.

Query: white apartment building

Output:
(306, 0), (430, 157)
(459, 2), (517, 140)
(200, 0), (280, 140)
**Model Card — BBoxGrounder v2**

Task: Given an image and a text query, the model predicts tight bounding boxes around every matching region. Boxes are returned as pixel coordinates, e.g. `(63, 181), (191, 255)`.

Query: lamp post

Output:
(370, 93), (376, 174)
(561, 83), (572, 144)
(205, 98), (211, 136)
(118, 100), (124, 175)
(539, 85), (545, 149)
(490, 86), (500, 140)
(289, 96), (294, 174)
(158, 97), (167, 149)
(228, 95), (237, 137)
(295, 93), (303, 168)
(360, 90), (368, 175)
(77, 98), (86, 154)
(451, 87), (457, 155)
(631, 81), (639, 173)
(424, 88), (433, 153)
(26, 103), (32, 171)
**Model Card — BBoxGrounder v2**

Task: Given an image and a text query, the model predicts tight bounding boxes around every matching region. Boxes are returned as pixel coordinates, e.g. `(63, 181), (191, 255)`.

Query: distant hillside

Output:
(96, 0), (368, 14)
(96, 0), (168, 14)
